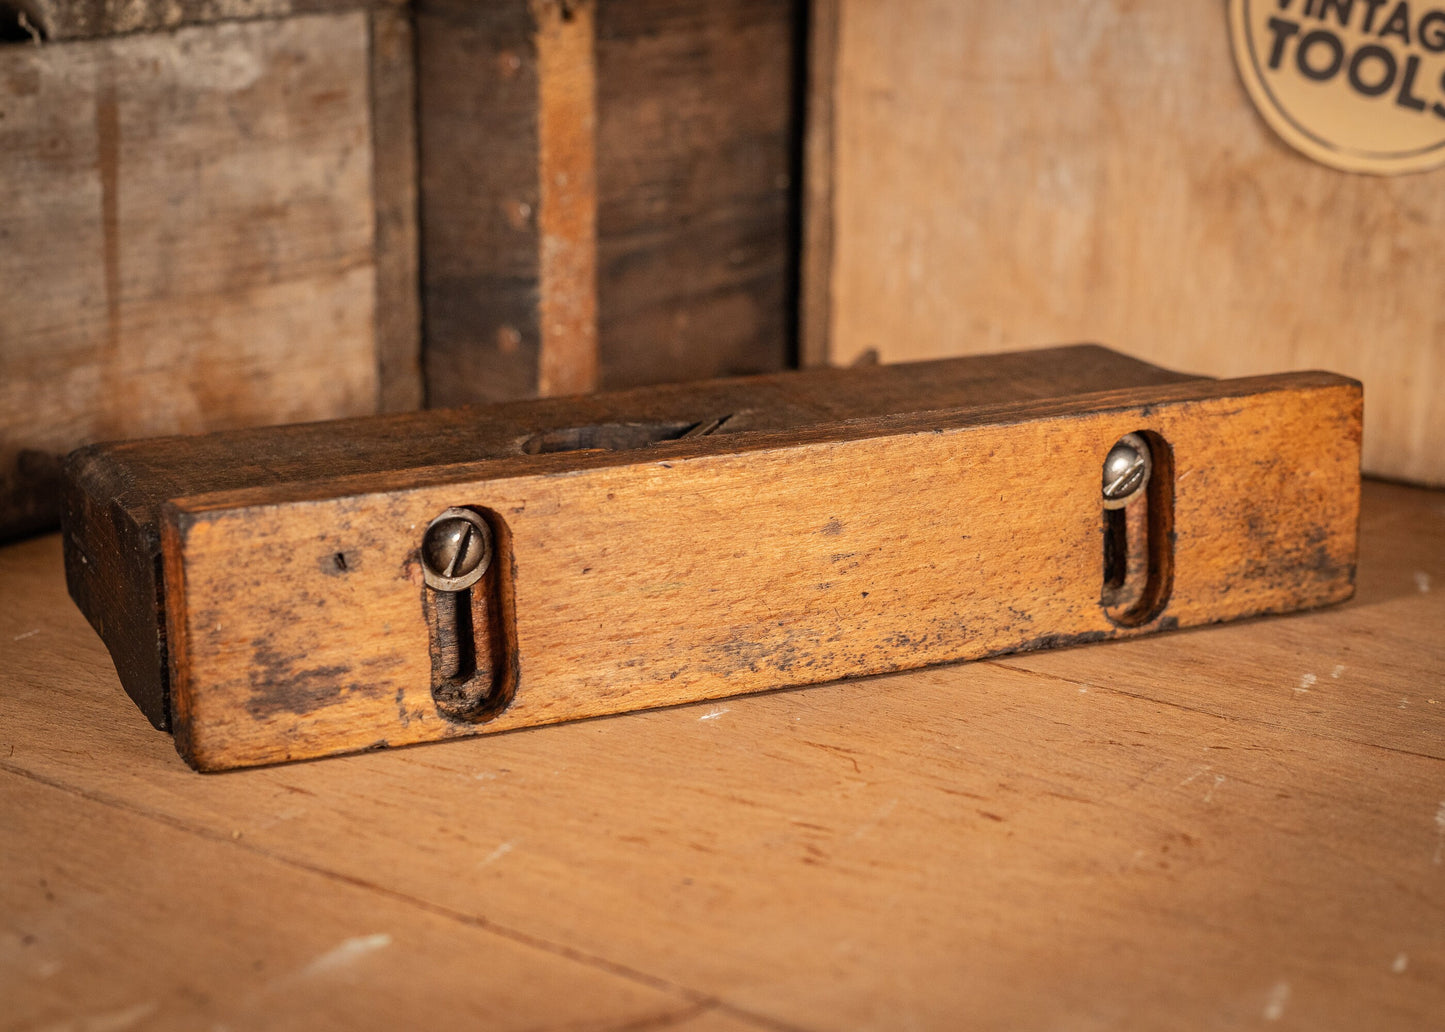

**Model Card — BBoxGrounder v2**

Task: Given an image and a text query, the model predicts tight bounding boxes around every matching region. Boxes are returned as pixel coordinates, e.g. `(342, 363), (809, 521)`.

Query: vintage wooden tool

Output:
(62, 346), (1362, 771)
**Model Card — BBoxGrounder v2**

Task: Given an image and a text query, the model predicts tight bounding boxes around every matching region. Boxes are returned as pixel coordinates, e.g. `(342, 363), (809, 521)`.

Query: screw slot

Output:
(421, 508), (493, 592)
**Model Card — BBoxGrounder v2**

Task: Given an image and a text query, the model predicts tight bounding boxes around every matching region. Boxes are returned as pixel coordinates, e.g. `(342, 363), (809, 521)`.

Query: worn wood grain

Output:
(594, 0), (799, 388)
(0, 14), (384, 539)
(535, 0), (600, 397)
(75, 357), (1356, 771)
(416, 0), (543, 406)
(799, 0), (838, 369)
(0, 773), (704, 1031)
(999, 478), (1445, 759)
(164, 372), (1360, 770)
(10, 0), (404, 41)
(62, 346), (1200, 736)
(370, 5), (424, 414)
(2, 477), (1443, 1028)
(815, 0), (1445, 485)
(418, 0), (799, 405)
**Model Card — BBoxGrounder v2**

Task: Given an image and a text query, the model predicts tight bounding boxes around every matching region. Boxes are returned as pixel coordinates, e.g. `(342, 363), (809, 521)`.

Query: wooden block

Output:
(416, 0), (798, 407)
(0, 11), (420, 539)
(806, 0), (1445, 485)
(60, 347), (1361, 770)
(64, 345), (1185, 731)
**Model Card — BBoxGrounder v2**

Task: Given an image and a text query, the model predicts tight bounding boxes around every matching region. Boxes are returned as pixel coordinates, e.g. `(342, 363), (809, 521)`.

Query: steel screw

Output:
(421, 508), (493, 592)
(1102, 433), (1152, 509)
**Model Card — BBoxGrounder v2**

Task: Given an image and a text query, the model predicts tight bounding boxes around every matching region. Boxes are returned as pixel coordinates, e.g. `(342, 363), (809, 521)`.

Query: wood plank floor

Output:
(2, 480), (1441, 1030)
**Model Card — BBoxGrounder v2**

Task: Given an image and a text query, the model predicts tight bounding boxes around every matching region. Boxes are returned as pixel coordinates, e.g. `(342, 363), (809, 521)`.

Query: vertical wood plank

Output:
(370, 5), (424, 413)
(534, 0), (600, 397)
(416, 0), (543, 406)
(800, 0), (838, 368)
(594, 0), (798, 388)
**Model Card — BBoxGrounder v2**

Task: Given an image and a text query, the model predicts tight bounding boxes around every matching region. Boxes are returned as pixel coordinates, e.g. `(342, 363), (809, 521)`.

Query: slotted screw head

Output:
(1102, 433), (1152, 509)
(422, 508), (493, 592)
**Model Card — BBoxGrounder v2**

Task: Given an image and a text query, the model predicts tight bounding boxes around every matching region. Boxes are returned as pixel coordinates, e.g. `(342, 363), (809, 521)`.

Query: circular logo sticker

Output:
(1230, 0), (1445, 174)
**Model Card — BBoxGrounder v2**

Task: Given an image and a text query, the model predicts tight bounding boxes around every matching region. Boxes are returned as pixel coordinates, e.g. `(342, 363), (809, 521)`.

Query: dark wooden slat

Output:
(371, 6), (424, 414)
(416, 0), (543, 406)
(594, 0), (799, 388)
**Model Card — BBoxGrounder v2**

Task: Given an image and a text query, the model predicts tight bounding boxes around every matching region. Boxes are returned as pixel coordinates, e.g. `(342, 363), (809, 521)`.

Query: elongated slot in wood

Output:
(423, 508), (519, 724)
(1102, 430), (1175, 627)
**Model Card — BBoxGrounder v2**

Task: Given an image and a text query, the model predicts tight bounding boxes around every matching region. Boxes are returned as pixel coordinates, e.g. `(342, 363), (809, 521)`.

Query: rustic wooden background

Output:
(0, 0), (422, 539)
(804, 0), (1445, 486)
(0, 0), (802, 539)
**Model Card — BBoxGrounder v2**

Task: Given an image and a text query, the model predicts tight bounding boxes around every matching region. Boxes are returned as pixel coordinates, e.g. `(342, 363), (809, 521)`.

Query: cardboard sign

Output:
(1231, 0), (1445, 173)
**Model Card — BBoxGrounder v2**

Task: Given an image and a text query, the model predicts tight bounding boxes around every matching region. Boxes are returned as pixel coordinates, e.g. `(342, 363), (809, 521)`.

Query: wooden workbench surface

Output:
(2, 480), (1442, 1030)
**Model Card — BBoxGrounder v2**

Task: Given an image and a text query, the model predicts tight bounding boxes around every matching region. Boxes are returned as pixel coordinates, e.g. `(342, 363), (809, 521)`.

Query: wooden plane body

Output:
(62, 346), (1361, 770)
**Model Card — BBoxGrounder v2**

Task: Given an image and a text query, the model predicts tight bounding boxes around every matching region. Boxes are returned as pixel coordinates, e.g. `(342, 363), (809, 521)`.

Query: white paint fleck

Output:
(1078, 686), (1089, 693)
(1331, 664), (1345, 678)
(699, 707), (730, 721)
(35, 1001), (158, 1032)
(479, 841), (514, 867)
(1434, 803), (1445, 865)
(1415, 571), (1432, 593)
(849, 798), (899, 840)
(301, 934), (391, 977)
(1204, 774), (1226, 803)
(1392, 952), (1409, 974)
(1399, 698), (1410, 710)
(12, 628), (39, 641)
(1263, 981), (1290, 1021)
(1295, 673), (1316, 694)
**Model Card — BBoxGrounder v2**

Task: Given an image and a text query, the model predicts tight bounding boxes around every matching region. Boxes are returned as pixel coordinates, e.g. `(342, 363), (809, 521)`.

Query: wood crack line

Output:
(981, 660), (1445, 766)
(0, 760), (805, 1032)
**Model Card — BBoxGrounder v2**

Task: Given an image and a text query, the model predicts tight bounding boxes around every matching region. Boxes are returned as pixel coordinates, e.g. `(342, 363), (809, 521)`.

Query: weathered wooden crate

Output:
(0, 0), (421, 538)
(804, 0), (1444, 485)
(1, 0), (803, 539)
